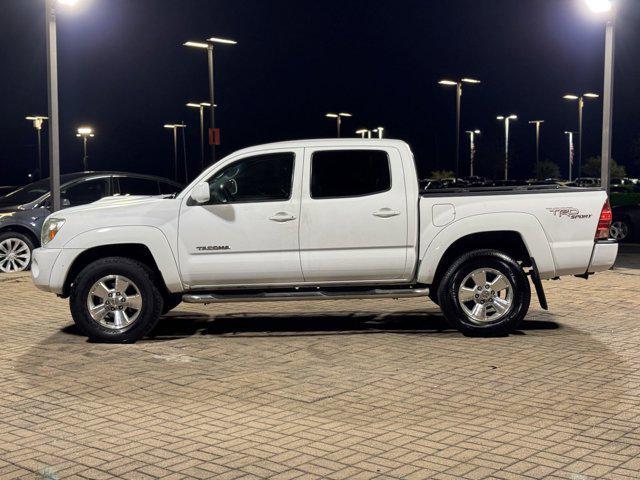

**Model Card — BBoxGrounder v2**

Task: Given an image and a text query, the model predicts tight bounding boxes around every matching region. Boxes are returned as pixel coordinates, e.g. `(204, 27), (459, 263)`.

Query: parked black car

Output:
(0, 172), (182, 273)
(0, 186), (17, 197)
(610, 204), (640, 242)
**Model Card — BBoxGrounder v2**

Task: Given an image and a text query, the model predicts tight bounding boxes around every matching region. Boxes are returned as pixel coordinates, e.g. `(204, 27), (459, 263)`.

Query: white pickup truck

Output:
(32, 139), (617, 342)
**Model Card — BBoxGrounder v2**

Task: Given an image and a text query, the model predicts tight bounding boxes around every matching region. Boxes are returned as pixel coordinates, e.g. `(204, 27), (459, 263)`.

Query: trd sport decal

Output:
(547, 207), (592, 220)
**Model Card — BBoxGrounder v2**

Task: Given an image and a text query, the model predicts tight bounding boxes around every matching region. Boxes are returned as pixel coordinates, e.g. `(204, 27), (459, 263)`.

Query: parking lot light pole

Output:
(465, 129), (480, 177)
(164, 124), (186, 182)
(187, 102), (214, 173)
(528, 120), (544, 178)
(438, 77), (480, 177)
(184, 37), (236, 165)
(355, 129), (370, 138)
(497, 115), (517, 181)
(25, 116), (48, 179)
(563, 93), (599, 179)
(372, 127), (385, 139)
(75, 127), (94, 171)
(565, 131), (576, 182)
(325, 113), (352, 137)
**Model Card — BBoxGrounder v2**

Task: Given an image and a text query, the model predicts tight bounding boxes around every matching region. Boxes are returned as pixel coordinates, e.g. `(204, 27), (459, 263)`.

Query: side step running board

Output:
(183, 287), (429, 304)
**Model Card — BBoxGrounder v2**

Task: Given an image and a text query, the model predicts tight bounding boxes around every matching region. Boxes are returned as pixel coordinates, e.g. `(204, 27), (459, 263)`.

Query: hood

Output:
(60, 195), (163, 215)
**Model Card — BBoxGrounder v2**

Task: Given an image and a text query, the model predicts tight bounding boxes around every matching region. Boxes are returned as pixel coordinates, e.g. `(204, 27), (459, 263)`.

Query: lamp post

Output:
(184, 37), (236, 164)
(438, 77), (480, 176)
(583, 0), (615, 193)
(528, 120), (544, 178)
(45, 0), (80, 212)
(164, 124), (186, 182)
(355, 129), (371, 139)
(326, 112), (352, 137)
(372, 127), (385, 139)
(187, 102), (214, 173)
(496, 115), (518, 180)
(563, 93), (599, 179)
(565, 131), (576, 182)
(25, 115), (48, 179)
(75, 127), (94, 171)
(465, 129), (480, 177)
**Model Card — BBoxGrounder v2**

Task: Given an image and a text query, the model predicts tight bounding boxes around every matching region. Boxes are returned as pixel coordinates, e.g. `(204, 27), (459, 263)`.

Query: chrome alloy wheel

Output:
(610, 221), (629, 241)
(86, 275), (142, 330)
(457, 268), (513, 324)
(0, 238), (31, 273)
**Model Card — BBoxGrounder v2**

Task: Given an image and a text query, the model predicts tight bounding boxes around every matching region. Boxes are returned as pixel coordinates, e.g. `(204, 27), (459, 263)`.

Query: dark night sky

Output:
(1, 0), (639, 186)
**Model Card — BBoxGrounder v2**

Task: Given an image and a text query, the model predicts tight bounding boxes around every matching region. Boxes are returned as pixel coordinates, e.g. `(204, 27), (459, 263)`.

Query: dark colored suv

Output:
(0, 172), (182, 273)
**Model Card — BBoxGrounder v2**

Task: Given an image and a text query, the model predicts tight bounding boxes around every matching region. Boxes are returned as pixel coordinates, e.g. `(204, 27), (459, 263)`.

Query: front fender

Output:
(416, 212), (556, 284)
(52, 226), (183, 293)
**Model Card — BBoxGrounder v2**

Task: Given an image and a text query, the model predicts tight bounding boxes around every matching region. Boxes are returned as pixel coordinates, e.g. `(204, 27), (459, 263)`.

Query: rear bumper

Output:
(587, 239), (618, 273)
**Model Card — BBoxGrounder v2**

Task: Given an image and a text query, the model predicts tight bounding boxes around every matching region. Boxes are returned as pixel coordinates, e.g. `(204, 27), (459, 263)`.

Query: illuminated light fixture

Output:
(438, 80), (458, 86)
(57, 0), (79, 5)
(207, 37), (237, 45)
(461, 78), (481, 84)
(584, 92), (600, 98)
(186, 102), (214, 108)
(77, 127), (93, 135)
(183, 41), (209, 49)
(563, 94), (579, 100)
(585, 0), (613, 13)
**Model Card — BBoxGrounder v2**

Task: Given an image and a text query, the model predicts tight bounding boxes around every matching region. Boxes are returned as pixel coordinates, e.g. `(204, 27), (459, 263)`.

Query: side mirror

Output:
(190, 182), (210, 204)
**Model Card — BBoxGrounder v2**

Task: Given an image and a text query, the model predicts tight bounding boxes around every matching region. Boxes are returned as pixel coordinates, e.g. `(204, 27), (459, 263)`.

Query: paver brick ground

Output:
(0, 247), (639, 479)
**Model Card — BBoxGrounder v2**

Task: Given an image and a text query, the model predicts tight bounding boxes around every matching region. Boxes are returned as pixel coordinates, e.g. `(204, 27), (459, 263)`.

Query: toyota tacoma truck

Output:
(31, 139), (617, 342)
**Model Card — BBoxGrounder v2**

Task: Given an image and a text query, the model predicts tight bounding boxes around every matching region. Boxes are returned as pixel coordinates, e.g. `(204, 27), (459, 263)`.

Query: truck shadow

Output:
(135, 310), (560, 341)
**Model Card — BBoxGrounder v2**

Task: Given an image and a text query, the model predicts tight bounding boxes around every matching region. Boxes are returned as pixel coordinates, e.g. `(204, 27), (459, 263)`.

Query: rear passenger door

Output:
(299, 147), (408, 283)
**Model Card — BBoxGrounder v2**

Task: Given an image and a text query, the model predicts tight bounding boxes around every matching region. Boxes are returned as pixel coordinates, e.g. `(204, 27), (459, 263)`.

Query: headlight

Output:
(41, 218), (66, 246)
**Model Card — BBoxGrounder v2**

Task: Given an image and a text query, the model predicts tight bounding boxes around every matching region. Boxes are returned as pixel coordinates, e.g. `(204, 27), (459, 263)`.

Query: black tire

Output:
(437, 249), (531, 335)
(70, 257), (163, 343)
(0, 231), (35, 273)
(162, 293), (182, 315)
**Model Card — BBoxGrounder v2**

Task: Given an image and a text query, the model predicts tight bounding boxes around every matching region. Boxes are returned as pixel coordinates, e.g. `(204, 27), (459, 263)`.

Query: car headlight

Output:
(41, 218), (66, 246)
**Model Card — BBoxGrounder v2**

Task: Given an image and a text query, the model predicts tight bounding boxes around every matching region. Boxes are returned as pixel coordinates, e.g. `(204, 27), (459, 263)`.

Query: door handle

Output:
(373, 208), (401, 218)
(269, 212), (296, 222)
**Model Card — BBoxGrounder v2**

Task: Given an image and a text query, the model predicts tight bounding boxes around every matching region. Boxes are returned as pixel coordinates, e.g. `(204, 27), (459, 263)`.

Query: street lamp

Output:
(45, 0), (82, 212)
(25, 115), (48, 179)
(355, 129), (371, 139)
(528, 120), (544, 178)
(563, 92), (599, 179)
(75, 127), (94, 171)
(584, 0), (615, 193)
(564, 131), (576, 182)
(325, 112), (352, 137)
(164, 124), (186, 182)
(372, 127), (385, 139)
(184, 36), (237, 164)
(438, 77), (480, 176)
(187, 102), (215, 173)
(496, 115), (518, 180)
(465, 129), (481, 177)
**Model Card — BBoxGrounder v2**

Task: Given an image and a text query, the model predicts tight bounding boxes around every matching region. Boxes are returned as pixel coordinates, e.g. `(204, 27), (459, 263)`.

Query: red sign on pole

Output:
(209, 128), (221, 146)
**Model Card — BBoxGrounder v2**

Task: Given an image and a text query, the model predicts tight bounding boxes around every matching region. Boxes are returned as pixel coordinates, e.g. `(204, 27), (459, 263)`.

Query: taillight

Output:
(595, 200), (612, 240)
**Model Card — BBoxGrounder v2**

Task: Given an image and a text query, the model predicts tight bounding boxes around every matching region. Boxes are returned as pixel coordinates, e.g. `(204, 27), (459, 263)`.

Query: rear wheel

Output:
(437, 249), (531, 335)
(0, 232), (34, 273)
(70, 257), (163, 342)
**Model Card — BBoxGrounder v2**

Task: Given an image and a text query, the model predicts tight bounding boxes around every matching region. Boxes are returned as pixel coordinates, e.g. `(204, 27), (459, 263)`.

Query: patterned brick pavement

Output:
(0, 251), (639, 479)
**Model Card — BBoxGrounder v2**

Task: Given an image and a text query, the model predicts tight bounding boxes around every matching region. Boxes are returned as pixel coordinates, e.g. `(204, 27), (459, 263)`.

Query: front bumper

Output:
(587, 239), (618, 273)
(31, 247), (62, 292)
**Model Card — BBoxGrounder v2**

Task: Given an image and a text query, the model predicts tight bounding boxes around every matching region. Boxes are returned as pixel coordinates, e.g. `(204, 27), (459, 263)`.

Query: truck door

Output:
(178, 148), (304, 287)
(299, 147), (409, 283)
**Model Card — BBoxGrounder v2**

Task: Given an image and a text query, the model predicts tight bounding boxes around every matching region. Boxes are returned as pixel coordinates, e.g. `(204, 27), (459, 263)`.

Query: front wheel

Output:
(437, 249), (531, 335)
(70, 257), (163, 342)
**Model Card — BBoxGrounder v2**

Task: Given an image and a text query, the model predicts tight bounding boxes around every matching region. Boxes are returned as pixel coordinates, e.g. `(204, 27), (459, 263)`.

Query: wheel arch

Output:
(417, 213), (556, 289)
(0, 224), (39, 247)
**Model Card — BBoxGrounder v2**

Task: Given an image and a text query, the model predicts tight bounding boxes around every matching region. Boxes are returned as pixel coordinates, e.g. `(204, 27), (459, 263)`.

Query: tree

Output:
(583, 156), (626, 179)
(631, 135), (640, 176)
(534, 160), (560, 180)
(430, 170), (456, 180)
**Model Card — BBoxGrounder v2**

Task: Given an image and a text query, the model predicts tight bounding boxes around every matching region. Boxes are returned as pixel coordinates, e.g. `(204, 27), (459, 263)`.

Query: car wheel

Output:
(437, 249), (531, 335)
(162, 293), (182, 315)
(70, 257), (163, 343)
(610, 219), (630, 242)
(0, 232), (34, 273)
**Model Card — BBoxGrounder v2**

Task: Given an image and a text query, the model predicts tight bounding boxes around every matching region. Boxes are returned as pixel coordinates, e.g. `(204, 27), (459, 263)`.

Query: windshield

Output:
(0, 178), (51, 206)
